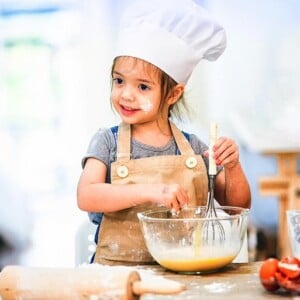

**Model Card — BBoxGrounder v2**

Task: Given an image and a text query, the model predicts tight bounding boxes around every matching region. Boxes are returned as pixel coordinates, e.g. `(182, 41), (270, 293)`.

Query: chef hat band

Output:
(114, 0), (226, 84)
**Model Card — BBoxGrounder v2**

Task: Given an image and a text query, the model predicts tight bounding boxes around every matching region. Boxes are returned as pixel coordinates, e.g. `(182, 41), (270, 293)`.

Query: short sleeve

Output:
(81, 128), (117, 169)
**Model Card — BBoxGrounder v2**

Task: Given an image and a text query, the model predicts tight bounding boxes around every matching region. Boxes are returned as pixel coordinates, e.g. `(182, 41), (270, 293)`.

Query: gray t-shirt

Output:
(82, 125), (211, 224)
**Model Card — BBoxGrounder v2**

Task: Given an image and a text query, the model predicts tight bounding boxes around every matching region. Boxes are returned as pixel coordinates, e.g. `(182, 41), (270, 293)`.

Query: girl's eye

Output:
(113, 78), (123, 85)
(139, 84), (150, 91)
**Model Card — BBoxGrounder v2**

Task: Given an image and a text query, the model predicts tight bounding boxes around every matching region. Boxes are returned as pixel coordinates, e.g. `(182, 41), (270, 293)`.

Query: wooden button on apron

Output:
(117, 165), (129, 178)
(185, 157), (197, 168)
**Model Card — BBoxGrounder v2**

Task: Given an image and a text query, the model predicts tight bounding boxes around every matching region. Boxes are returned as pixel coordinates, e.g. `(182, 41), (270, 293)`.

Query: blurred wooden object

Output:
(259, 151), (300, 258)
(0, 265), (185, 300)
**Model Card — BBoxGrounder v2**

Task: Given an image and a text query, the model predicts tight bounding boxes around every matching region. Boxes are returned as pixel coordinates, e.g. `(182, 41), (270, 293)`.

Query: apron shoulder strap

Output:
(116, 122), (131, 161)
(169, 121), (195, 155)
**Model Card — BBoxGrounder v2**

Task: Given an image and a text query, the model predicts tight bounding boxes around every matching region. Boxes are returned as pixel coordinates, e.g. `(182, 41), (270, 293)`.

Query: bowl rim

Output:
(137, 205), (250, 222)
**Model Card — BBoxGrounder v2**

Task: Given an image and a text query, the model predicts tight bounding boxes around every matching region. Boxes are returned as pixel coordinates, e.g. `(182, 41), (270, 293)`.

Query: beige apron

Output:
(94, 121), (208, 265)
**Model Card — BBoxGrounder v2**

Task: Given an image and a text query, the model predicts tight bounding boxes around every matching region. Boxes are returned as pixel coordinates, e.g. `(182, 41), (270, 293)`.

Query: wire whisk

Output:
(202, 122), (225, 244)
(202, 175), (225, 243)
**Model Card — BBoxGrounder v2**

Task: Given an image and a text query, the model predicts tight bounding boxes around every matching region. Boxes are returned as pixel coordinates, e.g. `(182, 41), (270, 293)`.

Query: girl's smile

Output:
(119, 104), (140, 117)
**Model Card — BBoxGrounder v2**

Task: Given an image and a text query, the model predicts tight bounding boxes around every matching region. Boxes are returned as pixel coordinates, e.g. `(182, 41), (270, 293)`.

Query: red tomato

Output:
(259, 258), (280, 291)
(280, 256), (300, 266)
(275, 271), (300, 293)
(278, 257), (300, 279)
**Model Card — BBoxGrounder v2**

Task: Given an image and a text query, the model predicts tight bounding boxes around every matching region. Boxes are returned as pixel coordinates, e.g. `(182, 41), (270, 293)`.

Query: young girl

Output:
(77, 0), (251, 265)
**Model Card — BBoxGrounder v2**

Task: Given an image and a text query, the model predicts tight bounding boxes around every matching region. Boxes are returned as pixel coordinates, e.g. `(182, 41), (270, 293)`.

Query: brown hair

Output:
(111, 56), (189, 121)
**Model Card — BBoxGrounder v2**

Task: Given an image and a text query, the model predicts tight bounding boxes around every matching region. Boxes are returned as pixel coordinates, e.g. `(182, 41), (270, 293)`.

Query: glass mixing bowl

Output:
(138, 206), (249, 274)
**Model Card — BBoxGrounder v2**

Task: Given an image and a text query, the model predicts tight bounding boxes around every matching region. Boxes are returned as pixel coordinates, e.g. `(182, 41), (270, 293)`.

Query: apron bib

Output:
(94, 121), (208, 265)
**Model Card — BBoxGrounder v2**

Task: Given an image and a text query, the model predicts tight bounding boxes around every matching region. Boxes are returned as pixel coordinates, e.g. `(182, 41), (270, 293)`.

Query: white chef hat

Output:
(114, 0), (226, 84)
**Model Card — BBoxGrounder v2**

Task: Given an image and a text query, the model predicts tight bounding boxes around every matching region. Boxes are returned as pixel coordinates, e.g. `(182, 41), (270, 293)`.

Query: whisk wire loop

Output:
(203, 175), (226, 244)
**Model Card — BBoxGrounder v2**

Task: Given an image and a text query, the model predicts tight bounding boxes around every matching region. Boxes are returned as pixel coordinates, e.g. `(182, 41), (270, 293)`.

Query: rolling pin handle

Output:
(132, 278), (185, 296)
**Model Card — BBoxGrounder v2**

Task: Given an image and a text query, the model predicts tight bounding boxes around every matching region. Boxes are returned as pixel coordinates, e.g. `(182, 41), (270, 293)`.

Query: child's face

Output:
(111, 56), (168, 125)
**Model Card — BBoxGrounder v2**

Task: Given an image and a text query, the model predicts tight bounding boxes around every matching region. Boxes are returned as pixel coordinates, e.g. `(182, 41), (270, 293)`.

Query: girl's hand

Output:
(205, 137), (240, 170)
(154, 183), (189, 212)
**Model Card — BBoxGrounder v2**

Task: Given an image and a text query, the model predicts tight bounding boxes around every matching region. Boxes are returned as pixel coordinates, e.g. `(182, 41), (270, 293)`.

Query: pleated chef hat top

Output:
(114, 0), (226, 84)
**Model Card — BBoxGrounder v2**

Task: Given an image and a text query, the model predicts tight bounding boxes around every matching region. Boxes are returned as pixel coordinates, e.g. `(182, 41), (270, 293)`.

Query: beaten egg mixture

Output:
(152, 246), (237, 273)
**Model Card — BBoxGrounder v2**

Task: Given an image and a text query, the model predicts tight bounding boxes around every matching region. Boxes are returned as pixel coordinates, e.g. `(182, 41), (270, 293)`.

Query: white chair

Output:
(75, 220), (97, 266)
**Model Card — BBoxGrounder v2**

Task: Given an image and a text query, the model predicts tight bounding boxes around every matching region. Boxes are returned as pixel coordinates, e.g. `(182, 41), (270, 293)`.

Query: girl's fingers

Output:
(171, 201), (180, 211)
(178, 188), (188, 205)
(162, 184), (188, 210)
(213, 138), (240, 168)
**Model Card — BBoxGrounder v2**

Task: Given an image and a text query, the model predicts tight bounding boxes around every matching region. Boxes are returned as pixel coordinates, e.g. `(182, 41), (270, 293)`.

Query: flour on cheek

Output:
(139, 97), (153, 112)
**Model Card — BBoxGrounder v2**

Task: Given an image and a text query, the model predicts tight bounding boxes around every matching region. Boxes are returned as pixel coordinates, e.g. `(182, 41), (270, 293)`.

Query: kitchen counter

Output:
(139, 261), (291, 299)
(0, 261), (294, 299)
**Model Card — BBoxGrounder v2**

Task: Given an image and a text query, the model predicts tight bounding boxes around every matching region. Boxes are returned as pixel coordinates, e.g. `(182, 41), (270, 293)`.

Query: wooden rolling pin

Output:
(0, 265), (185, 300)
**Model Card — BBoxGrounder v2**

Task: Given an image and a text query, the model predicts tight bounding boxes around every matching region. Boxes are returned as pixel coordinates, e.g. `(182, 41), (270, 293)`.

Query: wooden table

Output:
(0, 262), (295, 299)
(259, 150), (300, 257)
(140, 262), (292, 299)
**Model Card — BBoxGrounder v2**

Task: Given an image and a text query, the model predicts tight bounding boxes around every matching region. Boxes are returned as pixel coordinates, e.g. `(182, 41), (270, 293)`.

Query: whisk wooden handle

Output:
(209, 122), (218, 175)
